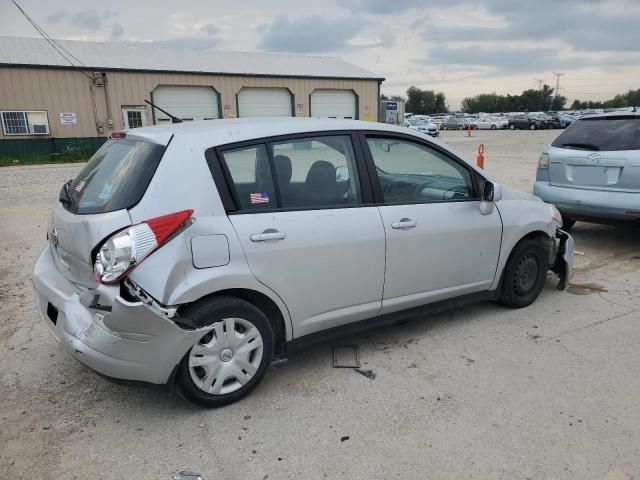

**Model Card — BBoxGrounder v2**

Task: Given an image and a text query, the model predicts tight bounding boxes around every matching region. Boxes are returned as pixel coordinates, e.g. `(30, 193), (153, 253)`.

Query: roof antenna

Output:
(144, 99), (183, 123)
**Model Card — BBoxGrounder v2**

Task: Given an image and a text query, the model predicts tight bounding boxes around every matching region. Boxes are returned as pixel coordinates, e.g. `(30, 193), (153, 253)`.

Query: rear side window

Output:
(552, 117), (640, 151)
(64, 138), (165, 214)
(221, 145), (277, 210)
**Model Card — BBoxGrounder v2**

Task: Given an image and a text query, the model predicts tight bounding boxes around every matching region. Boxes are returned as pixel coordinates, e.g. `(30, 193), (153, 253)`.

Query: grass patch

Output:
(0, 148), (91, 167)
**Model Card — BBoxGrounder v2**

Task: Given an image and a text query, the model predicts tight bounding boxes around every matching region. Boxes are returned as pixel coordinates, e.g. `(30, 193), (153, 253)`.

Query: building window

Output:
(127, 110), (143, 128)
(1, 111), (50, 136)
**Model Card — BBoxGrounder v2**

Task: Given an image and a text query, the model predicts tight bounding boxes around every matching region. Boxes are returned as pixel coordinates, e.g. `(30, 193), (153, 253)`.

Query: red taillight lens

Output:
(94, 209), (194, 284)
(111, 131), (126, 139)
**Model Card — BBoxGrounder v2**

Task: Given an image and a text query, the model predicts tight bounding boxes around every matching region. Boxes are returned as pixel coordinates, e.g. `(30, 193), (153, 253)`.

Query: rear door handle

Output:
(250, 230), (286, 242)
(391, 218), (417, 230)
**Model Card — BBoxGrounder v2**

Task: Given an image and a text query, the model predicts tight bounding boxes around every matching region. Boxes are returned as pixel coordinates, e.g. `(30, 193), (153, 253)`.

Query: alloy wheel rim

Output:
(188, 317), (264, 395)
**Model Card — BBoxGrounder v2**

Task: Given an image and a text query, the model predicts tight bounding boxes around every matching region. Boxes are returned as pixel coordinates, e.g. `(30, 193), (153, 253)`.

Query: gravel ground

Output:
(1, 129), (639, 480)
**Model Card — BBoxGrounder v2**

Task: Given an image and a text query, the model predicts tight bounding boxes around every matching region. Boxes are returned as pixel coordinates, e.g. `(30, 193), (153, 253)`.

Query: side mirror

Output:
(480, 181), (502, 215)
(482, 181), (502, 202)
(335, 165), (349, 181)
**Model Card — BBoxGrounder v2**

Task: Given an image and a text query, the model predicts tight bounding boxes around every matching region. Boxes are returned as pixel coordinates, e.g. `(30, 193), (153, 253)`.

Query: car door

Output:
(216, 133), (385, 338)
(361, 133), (503, 315)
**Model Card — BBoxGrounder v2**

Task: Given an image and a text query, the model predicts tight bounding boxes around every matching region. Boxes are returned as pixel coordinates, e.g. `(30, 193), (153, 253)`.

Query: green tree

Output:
(405, 86), (448, 114)
(551, 95), (567, 111)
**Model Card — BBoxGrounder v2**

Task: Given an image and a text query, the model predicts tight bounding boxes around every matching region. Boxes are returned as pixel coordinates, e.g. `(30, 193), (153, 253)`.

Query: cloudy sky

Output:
(1, 0), (639, 109)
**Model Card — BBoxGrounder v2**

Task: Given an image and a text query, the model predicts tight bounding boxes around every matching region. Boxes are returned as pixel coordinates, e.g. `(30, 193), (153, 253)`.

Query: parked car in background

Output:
(559, 114), (576, 128)
(409, 119), (439, 137)
(508, 114), (548, 130)
(33, 118), (573, 407)
(442, 117), (473, 130)
(534, 112), (640, 228)
(529, 113), (553, 129)
(476, 117), (508, 130)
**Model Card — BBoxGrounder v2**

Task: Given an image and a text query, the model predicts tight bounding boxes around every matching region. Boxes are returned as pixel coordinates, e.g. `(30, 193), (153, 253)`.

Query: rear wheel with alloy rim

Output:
(176, 296), (274, 407)
(509, 124), (515, 130)
(530, 123), (536, 130)
(500, 238), (549, 308)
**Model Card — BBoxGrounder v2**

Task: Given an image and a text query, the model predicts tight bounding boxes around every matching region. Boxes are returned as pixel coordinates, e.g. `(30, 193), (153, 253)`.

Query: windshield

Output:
(552, 117), (640, 151)
(62, 138), (166, 214)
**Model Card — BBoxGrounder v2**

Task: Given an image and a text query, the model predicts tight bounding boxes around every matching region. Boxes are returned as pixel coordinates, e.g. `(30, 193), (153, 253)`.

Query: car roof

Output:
(126, 117), (421, 147)
(577, 111), (640, 120)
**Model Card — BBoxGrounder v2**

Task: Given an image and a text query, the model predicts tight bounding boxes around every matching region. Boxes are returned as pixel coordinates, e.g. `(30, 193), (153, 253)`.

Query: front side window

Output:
(221, 145), (277, 211)
(270, 135), (361, 208)
(366, 137), (475, 203)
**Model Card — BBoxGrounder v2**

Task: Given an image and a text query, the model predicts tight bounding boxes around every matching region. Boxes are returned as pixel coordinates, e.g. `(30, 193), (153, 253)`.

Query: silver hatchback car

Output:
(33, 118), (573, 407)
(534, 111), (640, 228)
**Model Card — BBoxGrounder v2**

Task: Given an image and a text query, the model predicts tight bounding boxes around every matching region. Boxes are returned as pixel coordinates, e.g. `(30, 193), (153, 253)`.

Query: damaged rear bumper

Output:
(32, 244), (211, 384)
(550, 228), (574, 290)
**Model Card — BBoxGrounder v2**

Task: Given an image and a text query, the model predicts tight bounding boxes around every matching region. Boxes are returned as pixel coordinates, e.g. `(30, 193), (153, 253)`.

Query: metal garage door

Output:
(237, 88), (292, 117)
(152, 86), (219, 123)
(311, 90), (356, 119)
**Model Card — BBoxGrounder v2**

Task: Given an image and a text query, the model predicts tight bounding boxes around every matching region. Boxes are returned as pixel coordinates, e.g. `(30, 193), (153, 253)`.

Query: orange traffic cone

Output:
(477, 144), (485, 169)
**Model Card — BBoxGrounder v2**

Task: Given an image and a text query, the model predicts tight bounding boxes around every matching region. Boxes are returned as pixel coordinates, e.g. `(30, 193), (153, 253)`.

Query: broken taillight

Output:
(93, 210), (193, 284)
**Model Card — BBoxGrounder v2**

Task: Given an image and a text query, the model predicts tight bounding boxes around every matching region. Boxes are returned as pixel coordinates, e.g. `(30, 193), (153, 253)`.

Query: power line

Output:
(10, 0), (95, 81)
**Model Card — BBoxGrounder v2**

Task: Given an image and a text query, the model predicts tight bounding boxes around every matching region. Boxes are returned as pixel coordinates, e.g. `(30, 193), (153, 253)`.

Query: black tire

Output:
(561, 215), (576, 230)
(499, 238), (549, 308)
(509, 124), (515, 130)
(176, 296), (274, 408)
(491, 124), (497, 130)
(529, 123), (536, 130)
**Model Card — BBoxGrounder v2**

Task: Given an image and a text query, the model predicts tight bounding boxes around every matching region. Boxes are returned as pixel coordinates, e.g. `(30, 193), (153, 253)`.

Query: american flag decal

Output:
(250, 192), (270, 204)
(74, 180), (86, 192)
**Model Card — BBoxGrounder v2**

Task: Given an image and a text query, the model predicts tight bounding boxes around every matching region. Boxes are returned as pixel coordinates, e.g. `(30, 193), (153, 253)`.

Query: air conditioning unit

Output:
(32, 124), (48, 134)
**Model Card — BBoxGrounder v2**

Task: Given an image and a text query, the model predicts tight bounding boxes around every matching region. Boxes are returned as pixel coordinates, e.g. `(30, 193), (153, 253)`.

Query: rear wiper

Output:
(59, 179), (73, 206)
(560, 142), (600, 151)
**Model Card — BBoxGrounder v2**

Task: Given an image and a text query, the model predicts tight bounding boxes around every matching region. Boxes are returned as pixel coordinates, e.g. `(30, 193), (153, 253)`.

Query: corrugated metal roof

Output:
(0, 36), (383, 80)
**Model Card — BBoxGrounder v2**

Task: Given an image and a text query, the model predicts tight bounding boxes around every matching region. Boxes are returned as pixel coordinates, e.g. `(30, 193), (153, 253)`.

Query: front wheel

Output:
(176, 296), (274, 408)
(500, 238), (549, 308)
(529, 123), (536, 130)
(491, 124), (497, 130)
(509, 124), (515, 130)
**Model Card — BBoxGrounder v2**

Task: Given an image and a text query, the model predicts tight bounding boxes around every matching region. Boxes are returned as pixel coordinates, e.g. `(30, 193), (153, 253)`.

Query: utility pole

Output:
(552, 72), (565, 98)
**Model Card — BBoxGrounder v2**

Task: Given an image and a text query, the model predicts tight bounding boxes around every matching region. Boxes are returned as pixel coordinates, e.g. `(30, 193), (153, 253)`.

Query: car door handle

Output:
(391, 218), (417, 230)
(250, 230), (286, 242)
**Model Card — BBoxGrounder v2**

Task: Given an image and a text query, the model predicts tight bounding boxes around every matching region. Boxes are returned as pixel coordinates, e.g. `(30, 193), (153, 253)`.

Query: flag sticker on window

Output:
(74, 180), (86, 192)
(250, 192), (270, 204)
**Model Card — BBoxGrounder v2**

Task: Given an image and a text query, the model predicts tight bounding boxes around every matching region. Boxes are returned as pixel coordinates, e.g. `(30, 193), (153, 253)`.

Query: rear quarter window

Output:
(552, 117), (640, 151)
(65, 138), (166, 214)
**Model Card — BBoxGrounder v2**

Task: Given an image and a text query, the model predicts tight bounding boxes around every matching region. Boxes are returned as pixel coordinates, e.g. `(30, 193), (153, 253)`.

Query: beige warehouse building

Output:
(0, 36), (383, 158)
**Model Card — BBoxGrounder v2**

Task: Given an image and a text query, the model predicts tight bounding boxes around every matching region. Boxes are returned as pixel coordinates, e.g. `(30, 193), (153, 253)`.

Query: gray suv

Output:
(33, 118), (573, 407)
(534, 112), (640, 228)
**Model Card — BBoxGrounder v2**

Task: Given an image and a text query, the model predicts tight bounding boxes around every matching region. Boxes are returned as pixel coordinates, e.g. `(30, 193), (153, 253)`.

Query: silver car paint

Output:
(32, 118), (572, 385)
(377, 201), (502, 315)
(229, 207), (386, 338)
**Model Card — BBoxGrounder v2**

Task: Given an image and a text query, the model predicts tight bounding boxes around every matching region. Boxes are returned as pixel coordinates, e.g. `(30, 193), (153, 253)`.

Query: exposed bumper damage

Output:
(550, 229), (574, 290)
(32, 244), (210, 384)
